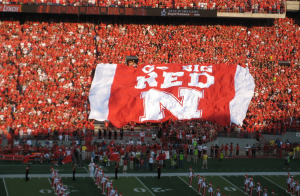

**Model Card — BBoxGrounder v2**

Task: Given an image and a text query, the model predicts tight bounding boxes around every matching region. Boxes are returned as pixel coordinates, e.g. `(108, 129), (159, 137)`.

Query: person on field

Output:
(218, 151), (224, 166)
(202, 152), (208, 169)
(115, 164), (119, 179)
(197, 175), (202, 194)
(208, 182), (214, 196)
(287, 172), (291, 193)
(189, 167), (194, 187)
(72, 164), (76, 180)
(202, 177), (207, 196)
(89, 160), (95, 177)
(249, 177), (254, 196)
(244, 174), (249, 194)
(284, 153), (290, 170)
(25, 164), (30, 181)
(157, 162), (161, 179)
(256, 181), (262, 196)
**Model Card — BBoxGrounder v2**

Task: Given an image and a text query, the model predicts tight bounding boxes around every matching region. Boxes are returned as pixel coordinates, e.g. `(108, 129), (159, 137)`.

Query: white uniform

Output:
(89, 163), (95, 177)
(208, 186), (213, 195)
(263, 192), (267, 196)
(110, 189), (115, 196)
(256, 185), (261, 196)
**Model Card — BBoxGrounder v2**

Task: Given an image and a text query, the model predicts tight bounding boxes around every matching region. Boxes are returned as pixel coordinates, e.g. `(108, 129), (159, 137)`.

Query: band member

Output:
(101, 175), (108, 194)
(208, 182), (214, 196)
(249, 178), (254, 196)
(189, 167), (194, 187)
(202, 176), (207, 196)
(215, 187), (220, 196)
(256, 181), (262, 196)
(295, 180), (299, 196)
(263, 188), (268, 196)
(291, 177), (296, 196)
(197, 175), (203, 194)
(271, 190), (275, 196)
(245, 174), (249, 194)
(89, 160), (95, 177)
(287, 172), (291, 193)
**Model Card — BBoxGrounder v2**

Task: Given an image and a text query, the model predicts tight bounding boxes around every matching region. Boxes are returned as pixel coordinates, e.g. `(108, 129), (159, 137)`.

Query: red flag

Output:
(23, 155), (30, 163)
(109, 152), (120, 161)
(62, 155), (72, 164)
(89, 64), (254, 127)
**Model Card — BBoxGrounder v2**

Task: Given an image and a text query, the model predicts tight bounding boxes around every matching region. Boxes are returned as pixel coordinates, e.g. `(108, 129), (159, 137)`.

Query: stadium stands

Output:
(0, 13), (299, 149)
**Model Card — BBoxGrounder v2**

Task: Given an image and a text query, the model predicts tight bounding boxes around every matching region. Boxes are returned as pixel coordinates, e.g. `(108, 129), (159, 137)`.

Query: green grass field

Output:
(0, 158), (299, 196)
(1, 175), (299, 196)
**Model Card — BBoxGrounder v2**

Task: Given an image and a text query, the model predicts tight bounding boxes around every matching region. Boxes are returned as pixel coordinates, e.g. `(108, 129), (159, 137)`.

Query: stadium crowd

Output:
(0, 0), (286, 14)
(0, 14), (299, 151)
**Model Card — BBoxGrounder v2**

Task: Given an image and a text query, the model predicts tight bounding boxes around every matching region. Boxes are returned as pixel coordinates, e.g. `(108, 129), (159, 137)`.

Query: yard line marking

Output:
(47, 177), (52, 185)
(3, 178), (9, 196)
(220, 176), (244, 193)
(178, 176), (198, 194)
(135, 177), (155, 196)
(261, 176), (286, 191)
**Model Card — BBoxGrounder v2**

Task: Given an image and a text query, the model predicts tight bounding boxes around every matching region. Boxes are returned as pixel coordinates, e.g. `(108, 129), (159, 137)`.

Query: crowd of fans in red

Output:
(0, 14), (299, 148)
(0, 0), (286, 14)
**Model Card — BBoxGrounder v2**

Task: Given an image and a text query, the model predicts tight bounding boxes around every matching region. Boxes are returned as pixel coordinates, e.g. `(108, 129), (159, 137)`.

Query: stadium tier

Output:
(0, 11), (299, 196)
(0, 14), (299, 140)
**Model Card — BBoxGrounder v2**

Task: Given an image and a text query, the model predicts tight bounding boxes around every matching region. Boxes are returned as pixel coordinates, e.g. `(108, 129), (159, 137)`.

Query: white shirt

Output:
(140, 132), (145, 137)
(198, 178), (203, 185)
(198, 146), (202, 151)
(208, 186), (213, 193)
(89, 163), (95, 170)
(149, 157), (153, 164)
(189, 171), (193, 178)
(27, 140), (32, 146)
(249, 181), (254, 188)
(110, 190), (115, 196)
(101, 177), (107, 184)
(256, 185), (261, 192)
(106, 181), (111, 188)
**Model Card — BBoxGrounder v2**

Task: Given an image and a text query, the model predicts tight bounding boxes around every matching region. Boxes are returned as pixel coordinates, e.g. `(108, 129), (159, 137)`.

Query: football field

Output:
(1, 174), (300, 196)
(0, 158), (300, 196)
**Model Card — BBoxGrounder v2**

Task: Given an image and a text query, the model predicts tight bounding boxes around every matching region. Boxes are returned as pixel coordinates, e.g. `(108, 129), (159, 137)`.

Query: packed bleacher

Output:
(0, 14), (299, 155)
(0, 0), (286, 14)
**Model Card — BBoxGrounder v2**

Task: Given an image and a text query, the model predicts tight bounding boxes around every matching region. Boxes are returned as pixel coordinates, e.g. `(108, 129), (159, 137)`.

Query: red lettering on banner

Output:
(51, 6), (62, 13)
(108, 7), (119, 15)
(100, 8), (106, 13)
(125, 8), (134, 15)
(37, 5), (43, 13)
(119, 8), (125, 14)
(46, 5), (50, 13)
(137, 8), (146, 15)
(66, 6), (78, 14)
(79, 7), (86, 13)
(86, 7), (100, 15)
(61, 6), (67, 12)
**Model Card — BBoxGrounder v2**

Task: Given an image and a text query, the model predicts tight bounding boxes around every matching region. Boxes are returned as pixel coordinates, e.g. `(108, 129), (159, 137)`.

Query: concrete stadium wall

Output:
(262, 132), (300, 143)
(287, 1), (300, 11)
